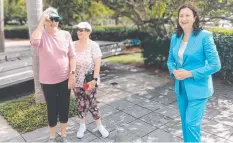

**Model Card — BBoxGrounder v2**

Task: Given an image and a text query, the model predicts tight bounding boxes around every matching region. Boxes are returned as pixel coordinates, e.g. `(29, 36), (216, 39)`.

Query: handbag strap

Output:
(90, 40), (95, 69)
(86, 40), (95, 74)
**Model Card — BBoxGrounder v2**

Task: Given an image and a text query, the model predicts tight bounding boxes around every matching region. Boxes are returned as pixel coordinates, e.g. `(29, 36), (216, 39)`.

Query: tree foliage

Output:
(4, 0), (233, 34)
(43, 0), (113, 26)
(4, 0), (27, 25)
(101, 0), (233, 36)
(195, 0), (233, 23)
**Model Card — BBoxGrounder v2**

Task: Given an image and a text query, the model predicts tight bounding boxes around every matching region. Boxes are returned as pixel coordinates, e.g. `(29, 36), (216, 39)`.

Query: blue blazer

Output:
(167, 30), (221, 100)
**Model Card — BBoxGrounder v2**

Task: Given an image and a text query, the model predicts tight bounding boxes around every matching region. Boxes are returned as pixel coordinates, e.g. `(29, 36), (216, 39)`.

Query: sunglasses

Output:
(50, 17), (60, 22)
(76, 28), (90, 32)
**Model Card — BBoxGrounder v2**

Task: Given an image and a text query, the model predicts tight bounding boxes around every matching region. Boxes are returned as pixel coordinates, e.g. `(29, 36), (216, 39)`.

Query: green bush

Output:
(142, 35), (170, 67)
(208, 28), (233, 35)
(0, 95), (77, 133)
(214, 34), (233, 83)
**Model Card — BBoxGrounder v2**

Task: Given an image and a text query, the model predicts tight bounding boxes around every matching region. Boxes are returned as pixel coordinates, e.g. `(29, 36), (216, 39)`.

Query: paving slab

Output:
(150, 93), (177, 105)
(3, 135), (26, 142)
(22, 126), (51, 142)
(122, 104), (152, 118)
(160, 118), (183, 138)
(140, 111), (172, 128)
(138, 99), (165, 111)
(202, 119), (233, 139)
(124, 94), (147, 104)
(202, 131), (226, 143)
(155, 105), (179, 119)
(139, 129), (182, 142)
(212, 110), (233, 127)
(0, 116), (20, 142)
(87, 111), (136, 137)
(108, 99), (135, 110)
(99, 119), (157, 142)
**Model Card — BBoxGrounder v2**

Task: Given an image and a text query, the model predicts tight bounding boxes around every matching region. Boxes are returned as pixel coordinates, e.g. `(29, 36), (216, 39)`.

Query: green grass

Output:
(4, 25), (28, 30)
(207, 27), (233, 35)
(104, 53), (144, 64)
(0, 95), (77, 133)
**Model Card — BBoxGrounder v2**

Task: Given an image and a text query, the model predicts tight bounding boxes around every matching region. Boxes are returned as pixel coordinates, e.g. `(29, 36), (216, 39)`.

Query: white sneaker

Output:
(76, 124), (86, 139)
(98, 124), (109, 138)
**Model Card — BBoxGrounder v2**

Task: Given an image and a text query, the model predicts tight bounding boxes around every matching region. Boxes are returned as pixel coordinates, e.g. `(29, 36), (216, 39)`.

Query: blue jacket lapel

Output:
(174, 34), (183, 67)
(182, 32), (197, 65)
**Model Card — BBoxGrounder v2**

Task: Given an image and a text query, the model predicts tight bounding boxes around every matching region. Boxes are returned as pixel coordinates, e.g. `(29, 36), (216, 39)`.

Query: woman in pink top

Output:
(72, 22), (109, 139)
(30, 7), (76, 142)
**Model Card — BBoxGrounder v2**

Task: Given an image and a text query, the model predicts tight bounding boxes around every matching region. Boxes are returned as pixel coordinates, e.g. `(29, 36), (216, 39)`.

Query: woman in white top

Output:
(72, 22), (109, 139)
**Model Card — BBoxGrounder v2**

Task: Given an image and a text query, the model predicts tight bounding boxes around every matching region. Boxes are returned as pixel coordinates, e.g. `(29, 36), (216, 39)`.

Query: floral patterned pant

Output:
(73, 87), (100, 120)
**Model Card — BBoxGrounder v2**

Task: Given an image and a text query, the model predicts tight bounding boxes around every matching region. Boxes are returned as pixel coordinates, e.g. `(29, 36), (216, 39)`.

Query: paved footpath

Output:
(1, 62), (233, 142)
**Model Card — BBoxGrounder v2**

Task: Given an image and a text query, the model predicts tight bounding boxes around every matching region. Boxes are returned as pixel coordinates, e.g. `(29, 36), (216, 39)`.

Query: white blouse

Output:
(73, 40), (102, 87)
(178, 41), (188, 65)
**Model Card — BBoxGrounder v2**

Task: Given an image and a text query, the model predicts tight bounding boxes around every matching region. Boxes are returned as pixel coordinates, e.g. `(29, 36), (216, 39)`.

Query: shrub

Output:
(208, 28), (233, 35)
(0, 95), (77, 133)
(214, 34), (233, 83)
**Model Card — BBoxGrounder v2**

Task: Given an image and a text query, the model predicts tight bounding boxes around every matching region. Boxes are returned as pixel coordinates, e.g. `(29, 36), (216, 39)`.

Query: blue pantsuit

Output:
(178, 81), (208, 142)
(167, 30), (221, 142)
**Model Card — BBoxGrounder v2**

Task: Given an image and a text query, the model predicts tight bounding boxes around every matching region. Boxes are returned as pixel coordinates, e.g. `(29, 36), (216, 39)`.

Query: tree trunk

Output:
(115, 16), (119, 25)
(26, 0), (45, 103)
(0, 0), (5, 52)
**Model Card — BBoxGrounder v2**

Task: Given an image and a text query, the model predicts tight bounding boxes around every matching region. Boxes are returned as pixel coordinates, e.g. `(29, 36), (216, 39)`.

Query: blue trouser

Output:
(177, 81), (208, 143)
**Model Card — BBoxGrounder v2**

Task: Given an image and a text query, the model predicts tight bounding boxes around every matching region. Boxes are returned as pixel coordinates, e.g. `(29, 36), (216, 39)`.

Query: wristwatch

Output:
(94, 77), (100, 86)
(70, 71), (75, 75)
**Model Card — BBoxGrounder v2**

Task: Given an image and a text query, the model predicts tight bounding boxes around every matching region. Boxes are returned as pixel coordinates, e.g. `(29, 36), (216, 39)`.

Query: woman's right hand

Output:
(84, 80), (96, 95)
(173, 69), (192, 80)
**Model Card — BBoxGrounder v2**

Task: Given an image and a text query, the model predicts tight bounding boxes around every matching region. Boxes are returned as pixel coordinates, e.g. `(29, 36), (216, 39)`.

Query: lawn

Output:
(104, 53), (144, 65)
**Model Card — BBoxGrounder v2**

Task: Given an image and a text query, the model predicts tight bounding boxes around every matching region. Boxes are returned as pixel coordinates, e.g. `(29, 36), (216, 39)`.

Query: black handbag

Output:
(83, 70), (98, 88)
(84, 70), (94, 84)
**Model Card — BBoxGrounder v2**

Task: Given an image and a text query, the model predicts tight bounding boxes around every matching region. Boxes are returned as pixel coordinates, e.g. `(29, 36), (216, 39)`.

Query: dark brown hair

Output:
(176, 2), (203, 37)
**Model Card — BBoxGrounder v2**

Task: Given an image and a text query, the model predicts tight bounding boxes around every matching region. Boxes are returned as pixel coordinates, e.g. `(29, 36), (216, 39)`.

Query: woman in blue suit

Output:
(167, 3), (221, 143)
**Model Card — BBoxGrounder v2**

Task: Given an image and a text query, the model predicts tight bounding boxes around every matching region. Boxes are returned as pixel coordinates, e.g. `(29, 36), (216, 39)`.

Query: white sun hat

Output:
(73, 22), (92, 32)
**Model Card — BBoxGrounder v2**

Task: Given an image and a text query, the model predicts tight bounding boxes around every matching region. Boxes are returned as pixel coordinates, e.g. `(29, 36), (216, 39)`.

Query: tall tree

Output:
(0, 0), (5, 52)
(26, 0), (45, 103)
(101, 0), (233, 36)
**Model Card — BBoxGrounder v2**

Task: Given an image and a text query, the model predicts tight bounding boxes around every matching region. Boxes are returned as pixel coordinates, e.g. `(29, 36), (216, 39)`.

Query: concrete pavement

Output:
(1, 62), (233, 142)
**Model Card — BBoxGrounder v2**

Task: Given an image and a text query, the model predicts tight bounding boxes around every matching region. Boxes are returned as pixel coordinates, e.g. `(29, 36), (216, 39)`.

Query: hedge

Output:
(3, 25), (137, 39)
(4, 28), (29, 39)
